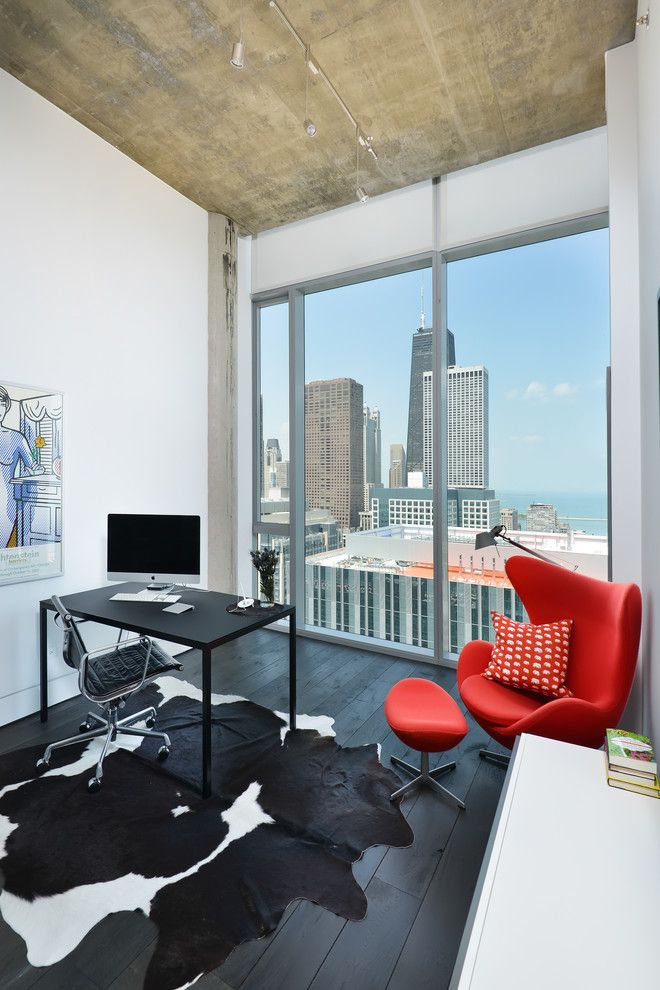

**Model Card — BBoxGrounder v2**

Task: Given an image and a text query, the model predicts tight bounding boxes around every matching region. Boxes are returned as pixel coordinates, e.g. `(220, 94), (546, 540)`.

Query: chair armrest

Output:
(510, 696), (609, 750)
(457, 639), (493, 688)
(78, 635), (151, 700)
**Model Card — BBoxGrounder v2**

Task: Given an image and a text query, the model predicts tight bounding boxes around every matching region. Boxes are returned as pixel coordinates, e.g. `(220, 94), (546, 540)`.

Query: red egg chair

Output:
(457, 555), (642, 765)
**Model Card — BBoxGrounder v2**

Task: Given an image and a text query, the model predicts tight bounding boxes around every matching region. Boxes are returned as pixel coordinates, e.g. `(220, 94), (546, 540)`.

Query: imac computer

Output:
(107, 514), (201, 589)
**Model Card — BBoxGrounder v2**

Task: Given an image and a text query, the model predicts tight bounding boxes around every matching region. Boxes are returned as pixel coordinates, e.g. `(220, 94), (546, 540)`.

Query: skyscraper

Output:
(389, 443), (406, 487)
(363, 407), (382, 488)
(263, 437), (282, 496)
(405, 324), (455, 481)
(363, 406), (382, 510)
(527, 503), (558, 532)
(422, 370), (433, 486)
(305, 378), (364, 530)
(447, 365), (489, 488)
(500, 507), (519, 531)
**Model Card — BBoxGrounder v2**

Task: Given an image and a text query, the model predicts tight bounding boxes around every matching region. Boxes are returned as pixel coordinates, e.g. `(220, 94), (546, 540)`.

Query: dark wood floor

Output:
(0, 631), (508, 990)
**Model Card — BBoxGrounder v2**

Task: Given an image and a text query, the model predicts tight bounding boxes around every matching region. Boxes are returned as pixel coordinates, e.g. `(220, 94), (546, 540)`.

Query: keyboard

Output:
(111, 591), (181, 604)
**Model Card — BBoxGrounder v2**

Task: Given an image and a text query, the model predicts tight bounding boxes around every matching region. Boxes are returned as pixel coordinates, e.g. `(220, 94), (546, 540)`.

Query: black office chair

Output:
(36, 595), (183, 792)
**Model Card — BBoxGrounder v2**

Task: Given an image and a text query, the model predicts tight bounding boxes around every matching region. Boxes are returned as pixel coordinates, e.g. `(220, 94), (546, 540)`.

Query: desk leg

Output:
(202, 646), (212, 799)
(289, 608), (297, 732)
(40, 604), (48, 723)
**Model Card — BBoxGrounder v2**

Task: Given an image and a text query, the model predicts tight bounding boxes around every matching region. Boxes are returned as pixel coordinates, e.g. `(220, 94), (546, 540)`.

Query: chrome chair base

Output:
(36, 705), (171, 792)
(390, 752), (466, 810)
(479, 749), (510, 768)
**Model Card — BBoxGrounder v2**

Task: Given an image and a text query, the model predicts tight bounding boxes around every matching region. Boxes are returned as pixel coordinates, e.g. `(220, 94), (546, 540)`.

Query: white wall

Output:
(635, 1), (660, 741)
(0, 69), (208, 725)
(605, 42), (643, 727)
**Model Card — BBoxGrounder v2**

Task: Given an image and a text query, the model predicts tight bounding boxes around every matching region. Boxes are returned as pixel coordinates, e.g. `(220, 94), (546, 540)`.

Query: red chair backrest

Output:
(505, 556), (641, 718)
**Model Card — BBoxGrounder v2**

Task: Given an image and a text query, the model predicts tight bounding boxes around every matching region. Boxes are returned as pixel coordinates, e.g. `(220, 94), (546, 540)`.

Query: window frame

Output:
(252, 210), (610, 665)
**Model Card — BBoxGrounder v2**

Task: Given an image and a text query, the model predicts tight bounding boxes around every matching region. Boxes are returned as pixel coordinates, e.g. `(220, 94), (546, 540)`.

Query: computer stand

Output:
(146, 582), (175, 592)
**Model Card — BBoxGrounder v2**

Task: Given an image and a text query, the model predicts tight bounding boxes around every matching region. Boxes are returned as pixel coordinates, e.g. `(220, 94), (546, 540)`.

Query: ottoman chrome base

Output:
(390, 752), (466, 810)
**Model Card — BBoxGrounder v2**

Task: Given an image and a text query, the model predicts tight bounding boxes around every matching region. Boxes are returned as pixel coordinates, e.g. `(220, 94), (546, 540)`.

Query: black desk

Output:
(39, 583), (296, 798)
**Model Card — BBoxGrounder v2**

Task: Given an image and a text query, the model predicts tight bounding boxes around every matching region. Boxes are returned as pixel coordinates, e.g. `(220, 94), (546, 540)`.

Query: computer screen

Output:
(107, 514), (201, 584)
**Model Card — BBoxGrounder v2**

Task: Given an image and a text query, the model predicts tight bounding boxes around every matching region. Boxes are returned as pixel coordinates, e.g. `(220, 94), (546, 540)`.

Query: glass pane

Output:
(259, 302), (290, 523)
(255, 532), (290, 605)
(303, 267), (434, 650)
(445, 228), (610, 654)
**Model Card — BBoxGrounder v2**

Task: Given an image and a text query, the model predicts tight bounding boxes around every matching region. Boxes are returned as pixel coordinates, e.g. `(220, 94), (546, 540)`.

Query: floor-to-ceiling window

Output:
(444, 227), (610, 654)
(254, 299), (291, 604)
(253, 222), (610, 662)
(303, 266), (435, 651)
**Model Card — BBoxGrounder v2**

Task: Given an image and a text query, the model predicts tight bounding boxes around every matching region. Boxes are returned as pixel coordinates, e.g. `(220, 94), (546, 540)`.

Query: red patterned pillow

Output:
(483, 612), (573, 699)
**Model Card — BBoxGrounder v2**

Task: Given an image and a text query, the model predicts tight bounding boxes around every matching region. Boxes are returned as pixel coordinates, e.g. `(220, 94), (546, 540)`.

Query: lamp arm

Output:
(500, 534), (575, 570)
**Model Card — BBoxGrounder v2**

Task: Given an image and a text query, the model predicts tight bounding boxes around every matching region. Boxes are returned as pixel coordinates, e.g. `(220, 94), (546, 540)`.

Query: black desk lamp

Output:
(474, 524), (575, 570)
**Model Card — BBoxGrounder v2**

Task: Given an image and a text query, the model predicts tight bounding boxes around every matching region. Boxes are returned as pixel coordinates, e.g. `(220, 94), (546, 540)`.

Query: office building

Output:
(2, 8), (656, 989)
(527, 502), (558, 532)
(389, 443), (406, 488)
(275, 460), (289, 490)
(305, 378), (364, 531)
(423, 371), (433, 485)
(447, 365), (489, 488)
(262, 437), (282, 496)
(500, 507), (520, 531)
(406, 324), (455, 479)
(368, 485), (499, 531)
(363, 406), (382, 508)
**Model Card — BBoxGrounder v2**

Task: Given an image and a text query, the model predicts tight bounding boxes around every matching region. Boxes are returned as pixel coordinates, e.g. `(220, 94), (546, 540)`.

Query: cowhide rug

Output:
(0, 676), (413, 990)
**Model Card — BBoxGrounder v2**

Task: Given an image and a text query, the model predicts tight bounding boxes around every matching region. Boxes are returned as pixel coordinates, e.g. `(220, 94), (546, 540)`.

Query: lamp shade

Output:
(475, 530), (497, 550)
(474, 525), (505, 551)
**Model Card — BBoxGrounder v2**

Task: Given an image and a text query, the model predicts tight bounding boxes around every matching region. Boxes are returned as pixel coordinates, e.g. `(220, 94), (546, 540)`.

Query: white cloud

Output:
(523, 381), (546, 400)
(510, 434), (543, 445)
(552, 382), (578, 398)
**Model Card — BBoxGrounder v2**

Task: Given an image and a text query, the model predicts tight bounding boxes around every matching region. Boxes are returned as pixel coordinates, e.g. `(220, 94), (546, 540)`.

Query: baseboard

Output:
(0, 671), (79, 728)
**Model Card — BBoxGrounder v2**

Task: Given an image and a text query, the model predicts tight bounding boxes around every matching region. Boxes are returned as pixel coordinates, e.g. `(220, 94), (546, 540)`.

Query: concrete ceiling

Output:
(0, 0), (635, 234)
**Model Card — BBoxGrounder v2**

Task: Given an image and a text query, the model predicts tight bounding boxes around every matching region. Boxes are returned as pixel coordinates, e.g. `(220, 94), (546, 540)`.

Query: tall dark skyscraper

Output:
(405, 325), (455, 480)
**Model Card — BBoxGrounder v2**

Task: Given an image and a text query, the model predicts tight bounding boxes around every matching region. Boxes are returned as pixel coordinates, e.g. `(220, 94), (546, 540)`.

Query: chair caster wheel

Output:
(145, 717), (155, 728)
(87, 777), (101, 793)
(79, 721), (91, 733)
(35, 757), (49, 773)
(157, 746), (170, 761)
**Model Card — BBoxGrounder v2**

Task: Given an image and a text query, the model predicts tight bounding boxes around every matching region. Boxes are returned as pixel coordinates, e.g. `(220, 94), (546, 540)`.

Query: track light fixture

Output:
(230, 40), (245, 68)
(355, 127), (368, 203)
(230, 1), (245, 68)
(269, 0), (378, 199)
(303, 48), (317, 136)
(358, 133), (378, 161)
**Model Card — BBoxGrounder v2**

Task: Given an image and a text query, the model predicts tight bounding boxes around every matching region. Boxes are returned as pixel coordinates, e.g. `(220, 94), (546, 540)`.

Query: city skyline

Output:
(260, 228), (609, 497)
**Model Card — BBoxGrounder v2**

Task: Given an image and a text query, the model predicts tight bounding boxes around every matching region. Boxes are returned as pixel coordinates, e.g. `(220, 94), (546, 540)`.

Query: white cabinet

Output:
(450, 733), (660, 990)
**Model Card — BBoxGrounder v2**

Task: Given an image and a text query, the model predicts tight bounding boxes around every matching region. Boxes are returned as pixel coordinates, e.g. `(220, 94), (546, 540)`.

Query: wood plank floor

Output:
(0, 631), (508, 990)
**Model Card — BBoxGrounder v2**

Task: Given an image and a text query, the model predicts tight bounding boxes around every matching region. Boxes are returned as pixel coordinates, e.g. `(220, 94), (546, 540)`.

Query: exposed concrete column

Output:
(208, 212), (238, 592)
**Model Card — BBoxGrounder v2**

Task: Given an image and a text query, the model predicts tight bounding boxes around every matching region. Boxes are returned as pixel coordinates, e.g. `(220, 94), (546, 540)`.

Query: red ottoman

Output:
(384, 678), (468, 809)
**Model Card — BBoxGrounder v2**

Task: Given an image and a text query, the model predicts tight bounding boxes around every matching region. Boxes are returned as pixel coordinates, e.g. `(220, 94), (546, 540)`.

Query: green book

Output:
(606, 728), (657, 779)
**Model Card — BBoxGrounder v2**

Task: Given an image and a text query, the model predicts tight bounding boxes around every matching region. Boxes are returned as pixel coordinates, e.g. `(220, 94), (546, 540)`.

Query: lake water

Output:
(495, 491), (608, 537)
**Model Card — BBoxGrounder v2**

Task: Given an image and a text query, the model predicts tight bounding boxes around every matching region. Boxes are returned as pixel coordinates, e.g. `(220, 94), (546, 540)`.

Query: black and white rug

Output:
(0, 677), (413, 990)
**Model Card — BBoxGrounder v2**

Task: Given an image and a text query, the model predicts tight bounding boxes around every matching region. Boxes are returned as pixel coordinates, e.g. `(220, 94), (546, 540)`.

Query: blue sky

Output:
(260, 228), (610, 495)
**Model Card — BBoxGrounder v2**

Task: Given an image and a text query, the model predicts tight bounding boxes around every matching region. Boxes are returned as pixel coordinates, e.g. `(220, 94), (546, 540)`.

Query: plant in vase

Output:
(249, 547), (280, 608)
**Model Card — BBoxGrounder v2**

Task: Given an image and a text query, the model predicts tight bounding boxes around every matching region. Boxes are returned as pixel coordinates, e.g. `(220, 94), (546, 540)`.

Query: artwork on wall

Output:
(0, 381), (63, 586)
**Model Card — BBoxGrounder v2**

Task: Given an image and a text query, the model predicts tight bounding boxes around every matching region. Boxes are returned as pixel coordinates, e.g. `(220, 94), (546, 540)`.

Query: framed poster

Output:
(0, 381), (63, 585)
